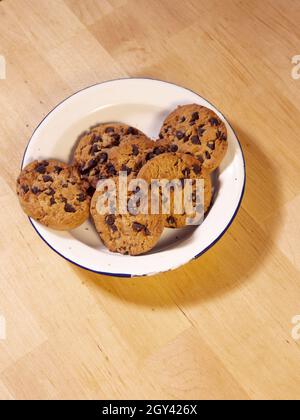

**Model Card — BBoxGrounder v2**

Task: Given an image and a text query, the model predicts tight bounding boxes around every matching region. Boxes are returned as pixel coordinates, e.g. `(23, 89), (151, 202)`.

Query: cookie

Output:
(97, 135), (155, 180)
(91, 184), (165, 255)
(73, 123), (145, 188)
(159, 104), (228, 172)
(17, 159), (90, 230)
(138, 153), (212, 228)
(150, 138), (180, 155)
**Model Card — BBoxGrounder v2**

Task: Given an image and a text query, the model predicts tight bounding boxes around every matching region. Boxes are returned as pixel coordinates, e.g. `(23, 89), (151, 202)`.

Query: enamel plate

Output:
(22, 78), (246, 277)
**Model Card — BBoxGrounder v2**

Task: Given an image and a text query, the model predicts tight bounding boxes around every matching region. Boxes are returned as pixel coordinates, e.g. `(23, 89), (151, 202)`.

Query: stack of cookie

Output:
(17, 104), (227, 256)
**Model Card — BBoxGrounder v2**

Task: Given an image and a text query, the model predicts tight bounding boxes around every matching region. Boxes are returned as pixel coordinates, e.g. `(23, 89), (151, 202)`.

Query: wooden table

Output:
(0, 0), (300, 400)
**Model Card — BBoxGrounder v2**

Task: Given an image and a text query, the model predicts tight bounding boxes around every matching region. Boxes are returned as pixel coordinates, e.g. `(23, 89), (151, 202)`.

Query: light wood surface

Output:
(1, 0), (300, 400)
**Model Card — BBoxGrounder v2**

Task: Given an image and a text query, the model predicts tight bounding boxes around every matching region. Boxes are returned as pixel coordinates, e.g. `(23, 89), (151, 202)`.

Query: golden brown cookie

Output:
(138, 153), (212, 228)
(73, 123), (146, 188)
(97, 135), (155, 180)
(17, 160), (90, 230)
(159, 104), (228, 172)
(90, 184), (165, 256)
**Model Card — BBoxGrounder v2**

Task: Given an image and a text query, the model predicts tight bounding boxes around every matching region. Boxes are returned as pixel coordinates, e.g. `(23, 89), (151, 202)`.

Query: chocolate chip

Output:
(35, 164), (47, 174)
(81, 159), (98, 174)
(216, 130), (226, 140)
(146, 152), (155, 161)
(180, 116), (186, 123)
(35, 161), (49, 174)
(105, 215), (118, 232)
(86, 186), (95, 197)
(105, 127), (114, 134)
(176, 130), (184, 140)
(54, 166), (63, 174)
(113, 133), (120, 140)
(112, 134), (120, 146)
(91, 134), (102, 144)
(197, 155), (204, 164)
(31, 187), (40, 194)
(205, 151), (211, 160)
(209, 117), (220, 126)
(127, 127), (138, 135)
(167, 216), (176, 225)
(144, 227), (151, 236)
(191, 136), (201, 145)
(111, 224), (118, 233)
(153, 146), (165, 155)
(45, 187), (55, 196)
(77, 193), (86, 202)
(159, 133), (164, 139)
(62, 183), (68, 188)
(182, 168), (190, 177)
(121, 165), (132, 175)
(183, 135), (190, 143)
(42, 175), (53, 183)
(198, 126), (206, 137)
(192, 164), (201, 175)
(105, 215), (116, 226)
(90, 144), (100, 155)
(189, 121), (196, 126)
(132, 145), (139, 156)
(50, 196), (56, 206)
(106, 163), (117, 176)
(64, 203), (76, 213)
(207, 141), (215, 150)
(21, 185), (29, 193)
(169, 144), (178, 152)
(132, 222), (146, 233)
(191, 111), (199, 121)
(98, 152), (108, 164)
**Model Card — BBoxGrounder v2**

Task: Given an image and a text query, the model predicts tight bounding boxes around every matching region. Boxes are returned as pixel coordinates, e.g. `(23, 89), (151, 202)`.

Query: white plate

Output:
(22, 78), (245, 277)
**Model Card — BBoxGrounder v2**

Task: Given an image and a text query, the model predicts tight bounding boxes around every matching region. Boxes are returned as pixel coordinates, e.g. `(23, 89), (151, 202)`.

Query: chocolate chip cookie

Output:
(159, 104), (228, 172)
(17, 159), (90, 230)
(90, 185), (165, 255)
(97, 135), (155, 180)
(138, 153), (212, 228)
(73, 123), (145, 188)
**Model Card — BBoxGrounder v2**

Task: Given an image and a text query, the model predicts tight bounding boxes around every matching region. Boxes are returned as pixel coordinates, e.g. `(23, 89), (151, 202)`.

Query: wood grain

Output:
(0, 0), (300, 400)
